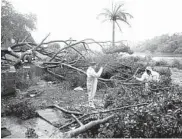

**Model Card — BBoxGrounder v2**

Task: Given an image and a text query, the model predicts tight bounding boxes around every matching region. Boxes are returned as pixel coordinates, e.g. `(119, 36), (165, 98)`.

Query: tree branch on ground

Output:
(52, 104), (83, 115)
(63, 114), (115, 138)
(71, 114), (83, 126)
(45, 69), (66, 80)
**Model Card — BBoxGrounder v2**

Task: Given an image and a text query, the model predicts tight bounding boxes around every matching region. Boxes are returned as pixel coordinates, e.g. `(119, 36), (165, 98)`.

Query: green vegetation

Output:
(155, 59), (182, 70)
(1, 0), (36, 47)
(3, 100), (37, 120)
(98, 2), (133, 47)
(133, 33), (182, 54)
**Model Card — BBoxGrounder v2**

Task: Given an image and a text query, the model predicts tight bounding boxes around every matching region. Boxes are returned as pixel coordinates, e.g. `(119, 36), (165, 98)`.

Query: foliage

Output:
(1, 0), (36, 47)
(133, 33), (182, 54)
(104, 43), (133, 54)
(99, 2), (133, 47)
(81, 80), (182, 138)
(44, 43), (61, 53)
(40, 73), (58, 82)
(4, 100), (37, 120)
(155, 59), (168, 66)
(171, 59), (182, 69)
(25, 128), (38, 138)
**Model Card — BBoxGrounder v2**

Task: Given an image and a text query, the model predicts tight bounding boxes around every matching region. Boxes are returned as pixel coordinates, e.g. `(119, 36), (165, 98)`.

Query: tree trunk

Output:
(112, 20), (115, 47)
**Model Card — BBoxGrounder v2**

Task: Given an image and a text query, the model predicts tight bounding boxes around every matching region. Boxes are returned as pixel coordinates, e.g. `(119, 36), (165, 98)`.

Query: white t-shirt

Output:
(136, 70), (160, 82)
(86, 67), (103, 81)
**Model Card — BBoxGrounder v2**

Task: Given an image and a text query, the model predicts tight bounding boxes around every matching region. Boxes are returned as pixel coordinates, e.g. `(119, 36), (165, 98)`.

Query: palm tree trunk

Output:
(112, 20), (115, 47)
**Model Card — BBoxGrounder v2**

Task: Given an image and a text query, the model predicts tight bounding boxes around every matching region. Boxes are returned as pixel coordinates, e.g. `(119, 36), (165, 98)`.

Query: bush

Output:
(155, 59), (168, 66)
(78, 68), (182, 138)
(4, 100), (37, 120)
(87, 84), (182, 138)
(171, 59), (182, 69)
(40, 73), (58, 82)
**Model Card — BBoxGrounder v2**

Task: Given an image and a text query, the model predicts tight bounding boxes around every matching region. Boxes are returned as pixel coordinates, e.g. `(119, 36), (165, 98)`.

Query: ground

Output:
(1, 67), (182, 138)
(2, 67), (182, 114)
(1, 79), (106, 115)
(1, 80), (106, 138)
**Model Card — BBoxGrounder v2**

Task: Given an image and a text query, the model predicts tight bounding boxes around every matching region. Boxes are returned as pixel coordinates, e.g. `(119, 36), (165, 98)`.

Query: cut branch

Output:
(86, 103), (149, 115)
(21, 33), (30, 43)
(53, 104), (83, 115)
(34, 33), (50, 50)
(58, 103), (148, 131)
(46, 69), (66, 80)
(63, 114), (114, 138)
(71, 114), (83, 126)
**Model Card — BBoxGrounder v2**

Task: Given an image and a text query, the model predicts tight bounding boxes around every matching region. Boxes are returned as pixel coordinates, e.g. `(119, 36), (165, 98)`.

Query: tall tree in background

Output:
(99, 2), (133, 47)
(1, 0), (37, 47)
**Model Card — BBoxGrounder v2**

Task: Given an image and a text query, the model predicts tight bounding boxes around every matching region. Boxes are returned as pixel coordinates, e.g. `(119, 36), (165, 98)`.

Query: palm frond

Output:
(112, 2), (114, 13)
(117, 11), (127, 21)
(98, 12), (110, 19)
(115, 21), (123, 33)
(122, 12), (133, 19)
(114, 4), (124, 15)
(102, 19), (110, 23)
(103, 8), (113, 16)
(116, 17), (131, 26)
(98, 8), (113, 19)
(98, 2), (133, 31)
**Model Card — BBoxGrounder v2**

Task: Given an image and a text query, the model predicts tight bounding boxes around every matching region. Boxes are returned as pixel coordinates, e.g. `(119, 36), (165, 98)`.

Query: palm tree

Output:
(99, 3), (133, 47)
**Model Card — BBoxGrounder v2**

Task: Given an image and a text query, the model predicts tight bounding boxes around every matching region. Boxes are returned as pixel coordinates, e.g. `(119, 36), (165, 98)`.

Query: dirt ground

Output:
(1, 79), (106, 115)
(1, 67), (182, 115)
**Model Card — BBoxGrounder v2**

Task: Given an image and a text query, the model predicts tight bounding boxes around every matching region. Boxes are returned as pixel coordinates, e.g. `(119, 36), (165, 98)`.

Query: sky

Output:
(8, 0), (182, 45)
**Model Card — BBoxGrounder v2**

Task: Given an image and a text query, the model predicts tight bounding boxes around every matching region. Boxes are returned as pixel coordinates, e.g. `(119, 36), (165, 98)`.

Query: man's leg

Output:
(87, 81), (95, 107)
(144, 82), (149, 92)
(92, 79), (98, 100)
(89, 79), (98, 108)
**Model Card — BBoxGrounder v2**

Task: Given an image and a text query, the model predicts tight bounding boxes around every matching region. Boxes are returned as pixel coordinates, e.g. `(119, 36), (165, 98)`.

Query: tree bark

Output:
(112, 20), (115, 47)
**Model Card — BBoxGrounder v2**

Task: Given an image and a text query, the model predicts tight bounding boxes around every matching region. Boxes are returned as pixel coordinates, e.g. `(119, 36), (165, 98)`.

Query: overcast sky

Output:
(9, 0), (182, 44)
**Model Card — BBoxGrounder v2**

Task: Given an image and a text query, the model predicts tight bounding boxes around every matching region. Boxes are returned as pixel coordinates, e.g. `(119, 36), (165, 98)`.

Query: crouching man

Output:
(86, 62), (103, 108)
(134, 66), (160, 92)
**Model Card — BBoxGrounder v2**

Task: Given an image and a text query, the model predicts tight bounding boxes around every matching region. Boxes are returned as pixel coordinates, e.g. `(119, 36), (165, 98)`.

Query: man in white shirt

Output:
(134, 66), (160, 91)
(86, 62), (103, 108)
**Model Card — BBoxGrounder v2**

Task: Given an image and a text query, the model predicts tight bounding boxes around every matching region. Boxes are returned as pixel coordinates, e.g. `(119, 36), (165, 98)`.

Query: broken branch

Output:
(71, 114), (83, 126)
(34, 33), (50, 50)
(64, 114), (114, 138)
(53, 104), (83, 115)
(84, 103), (149, 116)
(45, 69), (66, 80)
(21, 33), (30, 43)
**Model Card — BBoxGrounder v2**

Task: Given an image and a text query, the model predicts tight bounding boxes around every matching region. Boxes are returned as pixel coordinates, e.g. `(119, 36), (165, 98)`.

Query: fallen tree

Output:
(2, 33), (137, 86)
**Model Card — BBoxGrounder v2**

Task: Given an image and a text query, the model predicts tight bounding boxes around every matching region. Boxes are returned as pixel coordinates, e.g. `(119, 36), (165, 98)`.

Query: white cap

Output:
(146, 66), (152, 71)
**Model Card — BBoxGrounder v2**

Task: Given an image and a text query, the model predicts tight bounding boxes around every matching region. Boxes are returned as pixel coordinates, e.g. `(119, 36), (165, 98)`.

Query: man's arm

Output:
(134, 73), (147, 82)
(88, 67), (103, 78)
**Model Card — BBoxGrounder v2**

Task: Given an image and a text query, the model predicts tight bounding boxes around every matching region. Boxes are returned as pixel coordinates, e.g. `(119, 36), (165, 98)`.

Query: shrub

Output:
(84, 84), (182, 138)
(155, 59), (168, 66)
(153, 67), (172, 86)
(40, 73), (58, 82)
(78, 68), (182, 138)
(4, 100), (37, 120)
(171, 59), (182, 69)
